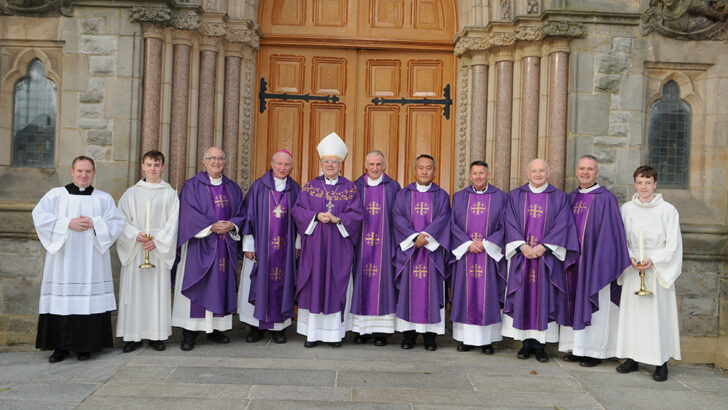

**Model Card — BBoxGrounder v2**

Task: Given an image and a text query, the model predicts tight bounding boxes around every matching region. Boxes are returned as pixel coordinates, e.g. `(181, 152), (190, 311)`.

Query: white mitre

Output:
(317, 132), (348, 161)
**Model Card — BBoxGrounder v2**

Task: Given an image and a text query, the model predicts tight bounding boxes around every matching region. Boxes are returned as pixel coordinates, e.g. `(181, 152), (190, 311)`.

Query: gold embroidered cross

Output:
(572, 200), (587, 215)
(529, 268), (538, 283)
(214, 194), (229, 208)
(527, 203), (543, 218)
(526, 235), (539, 247)
(470, 201), (487, 216)
(414, 202), (430, 216)
(273, 205), (286, 218)
(270, 267), (283, 281)
(470, 232), (483, 241)
(364, 232), (380, 246)
(367, 201), (381, 215)
(413, 264), (428, 279)
(218, 258), (226, 272)
(271, 236), (283, 250)
(363, 263), (378, 278)
(469, 264), (483, 278)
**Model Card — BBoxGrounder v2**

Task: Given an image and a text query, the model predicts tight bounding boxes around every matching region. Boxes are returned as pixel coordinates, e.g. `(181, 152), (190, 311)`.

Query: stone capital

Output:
(130, 6), (172, 24)
(225, 20), (262, 50)
(515, 26), (544, 42)
(542, 21), (585, 38)
(170, 9), (201, 30)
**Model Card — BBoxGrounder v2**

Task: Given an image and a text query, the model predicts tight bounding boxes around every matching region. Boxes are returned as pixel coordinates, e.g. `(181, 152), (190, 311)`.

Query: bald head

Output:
(527, 158), (551, 188)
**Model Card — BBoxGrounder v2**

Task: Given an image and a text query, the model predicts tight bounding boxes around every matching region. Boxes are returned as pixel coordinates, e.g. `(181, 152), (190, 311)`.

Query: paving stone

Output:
(0, 382), (100, 402)
(469, 374), (583, 393)
(107, 365), (174, 383)
(95, 382), (250, 399)
(337, 370), (474, 390)
(167, 366), (336, 386)
(566, 368), (689, 390)
(248, 399), (410, 410)
(248, 385), (351, 401)
(77, 396), (249, 410)
(584, 385), (718, 410)
(0, 399), (76, 410)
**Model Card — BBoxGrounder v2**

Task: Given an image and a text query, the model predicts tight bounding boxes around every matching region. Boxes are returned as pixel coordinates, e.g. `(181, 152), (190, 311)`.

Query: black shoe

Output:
(353, 333), (369, 344)
(456, 343), (472, 352)
(580, 357), (602, 367)
(482, 344), (494, 355)
(206, 330), (230, 344)
(562, 353), (583, 362)
(245, 326), (264, 343)
(535, 348), (549, 362)
(77, 352), (91, 361)
(149, 340), (166, 351)
(616, 359), (639, 373)
(329, 341), (343, 348)
(181, 330), (197, 351)
(123, 341), (143, 353)
(271, 330), (287, 344)
(304, 341), (318, 348)
(374, 337), (387, 346)
(423, 333), (437, 351)
(401, 331), (416, 349)
(653, 363), (668, 382)
(48, 349), (69, 363)
(517, 346), (532, 359)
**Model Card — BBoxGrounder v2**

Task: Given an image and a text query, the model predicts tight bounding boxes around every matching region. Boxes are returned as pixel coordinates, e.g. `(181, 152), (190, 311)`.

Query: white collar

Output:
(528, 183), (548, 193)
(367, 175), (383, 186)
(209, 175), (223, 186)
(578, 183), (600, 194)
(273, 176), (287, 192)
(472, 184), (489, 194)
(416, 182), (432, 193)
(324, 176), (338, 185)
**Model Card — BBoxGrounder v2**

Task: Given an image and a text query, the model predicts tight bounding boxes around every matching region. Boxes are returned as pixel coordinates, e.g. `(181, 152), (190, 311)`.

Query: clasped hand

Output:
(135, 232), (156, 251)
(211, 220), (235, 235)
(630, 257), (653, 272)
(520, 244), (546, 260)
(69, 216), (94, 231)
(414, 233), (430, 249)
(467, 240), (485, 254)
(317, 212), (340, 224)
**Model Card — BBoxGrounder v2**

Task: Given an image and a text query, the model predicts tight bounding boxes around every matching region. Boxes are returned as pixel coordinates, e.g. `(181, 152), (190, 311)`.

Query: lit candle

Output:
(638, 228), (644, 263)
(145, 201), (151, 235)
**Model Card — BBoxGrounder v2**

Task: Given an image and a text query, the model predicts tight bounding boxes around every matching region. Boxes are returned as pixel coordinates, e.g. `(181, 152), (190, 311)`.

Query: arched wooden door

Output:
(255, 0), (457, 191)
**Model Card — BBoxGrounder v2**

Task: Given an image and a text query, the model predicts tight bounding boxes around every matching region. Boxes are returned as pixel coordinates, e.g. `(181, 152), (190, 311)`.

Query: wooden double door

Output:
(254, 46), (456, 192)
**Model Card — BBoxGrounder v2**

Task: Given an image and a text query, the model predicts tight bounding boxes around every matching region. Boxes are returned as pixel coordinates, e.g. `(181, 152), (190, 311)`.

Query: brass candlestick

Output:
(634, 261), (652, 296)
(138, 234), (156, 269)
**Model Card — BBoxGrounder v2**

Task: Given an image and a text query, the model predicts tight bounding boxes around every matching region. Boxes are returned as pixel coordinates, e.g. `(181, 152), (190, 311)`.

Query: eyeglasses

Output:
(205, 156), (226, 162)
(321, 159), (341, 165)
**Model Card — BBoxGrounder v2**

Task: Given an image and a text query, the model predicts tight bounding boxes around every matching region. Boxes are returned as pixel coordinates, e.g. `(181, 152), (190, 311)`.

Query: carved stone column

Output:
(223, 48), (242, 183)
(196, 44), (218, 170)
(547, 49), (569, 190)
(140, 26), (164, 155)
(470, 53), (489, 162)
(169, 40), (192, 191)
(493, 54), (514, 191)
(519, 52), (541, 183)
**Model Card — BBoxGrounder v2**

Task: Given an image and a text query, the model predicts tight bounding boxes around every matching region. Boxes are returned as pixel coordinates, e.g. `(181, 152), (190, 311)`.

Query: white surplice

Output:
(116, 180), (179, 342)
(616, 193), (682, 366)
(32, 187), (124, 315)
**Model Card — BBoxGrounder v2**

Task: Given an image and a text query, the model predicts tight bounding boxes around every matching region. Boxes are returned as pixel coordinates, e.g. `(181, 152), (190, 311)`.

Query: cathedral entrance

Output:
(254, 1), (457, 191)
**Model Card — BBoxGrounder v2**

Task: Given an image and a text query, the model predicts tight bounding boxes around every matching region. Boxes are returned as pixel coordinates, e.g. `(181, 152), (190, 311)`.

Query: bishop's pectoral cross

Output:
(273, 205), (286, 219)
(326, 198), (334, 213)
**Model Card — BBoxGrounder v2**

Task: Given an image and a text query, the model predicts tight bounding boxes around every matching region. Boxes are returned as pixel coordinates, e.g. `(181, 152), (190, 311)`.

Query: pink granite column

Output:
(547, 51), (569, 190)
(140, 30), (163, 155)
(197, 46), (218, 171)
(493, 60), (514, 191)
(223, 54), (241, 183)
(470, 62), (488, 162)
(519, 55), (541, 183)
(169, 42), (191, 191)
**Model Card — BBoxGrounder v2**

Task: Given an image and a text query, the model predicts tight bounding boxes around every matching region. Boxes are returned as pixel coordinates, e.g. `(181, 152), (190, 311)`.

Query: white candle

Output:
(145, 201), (151, 235)
(638, 228), (644, 263)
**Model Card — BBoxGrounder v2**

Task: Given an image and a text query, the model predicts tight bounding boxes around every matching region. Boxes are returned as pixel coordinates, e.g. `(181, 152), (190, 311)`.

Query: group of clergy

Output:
(31, 132), (683, 383)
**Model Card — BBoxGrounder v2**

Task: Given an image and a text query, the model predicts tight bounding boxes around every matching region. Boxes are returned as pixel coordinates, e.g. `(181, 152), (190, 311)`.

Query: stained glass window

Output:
(648, 80), (690, 188)
(13, 59), (57, 168)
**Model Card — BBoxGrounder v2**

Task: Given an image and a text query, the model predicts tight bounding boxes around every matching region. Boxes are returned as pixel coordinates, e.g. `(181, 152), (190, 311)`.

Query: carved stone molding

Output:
(238, 54), (255, 192)
(499, 0), (512, 21)
(3, 0), (73, 16)
(170, 9), (201, 30)
(642, 1), (728, 41)
(130, 6), (172, 24)
(226, 24), (262, 49)
(527, 0), (540, 15)
(489, 31), (517, 46)
(454, 37), (490, 56)
(542, 21), (586, 38)
(455, 62), (470, 191)
(515, 26), (544, 41)
(201, 21), (226, 37)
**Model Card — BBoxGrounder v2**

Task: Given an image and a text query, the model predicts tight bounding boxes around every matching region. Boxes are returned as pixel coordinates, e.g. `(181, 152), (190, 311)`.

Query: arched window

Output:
(12, 59), (57, 168)
(647, 80), (691, 189)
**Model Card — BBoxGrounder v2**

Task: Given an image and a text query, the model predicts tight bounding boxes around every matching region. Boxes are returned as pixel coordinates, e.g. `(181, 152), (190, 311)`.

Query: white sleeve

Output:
(304, 216), (318, 235)
(228, 224), (241, 241)
(483, 240), (504, 262)
(243, 235), (255, 252)
(296, 234), (301, 249)
(399, 232), (419, 251)
(452, 240), (473, 261)
(423, 231), (440, 252)
(336, 223), (349, 238)
(505, 240), (525, 260)
(195, 225), (213, 238)
(544, 243), (566, 262)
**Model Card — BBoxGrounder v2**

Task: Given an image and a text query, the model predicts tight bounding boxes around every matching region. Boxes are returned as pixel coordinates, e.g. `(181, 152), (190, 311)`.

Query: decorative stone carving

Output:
(238, 54), (255, 192)
(201, 21), (226, 37)
(527, 0), (540, 15)
(543, 21), (586, 37)
(226, 27), (262, 49)
(500, 0), (512, 20)
(515, 26), (544, 41)
(454, 36), (490, 56)
(3, 0), (73, 16)
(489, 31), (517, 46)
(130, 6), (172, 23)
(204, 0), (218, 9)
(642, 0), (728, 40)
(455, 63), (470, 191)
(170, 9), (201, 30)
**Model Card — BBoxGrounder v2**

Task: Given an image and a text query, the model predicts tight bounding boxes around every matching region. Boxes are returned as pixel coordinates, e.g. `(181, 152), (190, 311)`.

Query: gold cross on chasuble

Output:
(363, 263), (378, 277)
(469, 264), (483, 278)
(526, 234), (540, 247)
(413, 264), (428, 279)
(270, 267), (283, 281)
(214, 194), (229, 208)
(572, 200), (587, 215)
(271, 236), (283, 250)
(367, 201), (381, 215)
(273, 205), (286, 218)
(218, 258), (226, 272)
(470, 232), (484, 241)
(414, 202), (430, 216)
(528, 267), (538, 283)
(527, 203), (544, 218)
(470, 201), (487, 216)
(364, 232), (380, 246)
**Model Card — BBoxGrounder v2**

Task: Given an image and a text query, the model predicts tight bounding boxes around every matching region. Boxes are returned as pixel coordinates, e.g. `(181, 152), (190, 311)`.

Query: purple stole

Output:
(567, 192), (594, 325)
(464, 193), (491, 324)
(260, 190), (289, 329)
(521, 192), (548, 329)
(408, 191), (433, 323)
(359, 184), (386, 315)
(190, 184), (231, 318)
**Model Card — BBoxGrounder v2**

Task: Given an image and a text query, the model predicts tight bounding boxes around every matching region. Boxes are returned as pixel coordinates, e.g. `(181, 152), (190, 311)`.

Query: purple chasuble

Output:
(292, 176), (363, 317)
(503, 184), (579, 331)
(392, 183), (451, 324)
(242, 170), (300, 328)
(449, 185), (508, 327)
(351, 174), (400, 316)
(175, 172), (245, 318)
(565, 186), (631, 330)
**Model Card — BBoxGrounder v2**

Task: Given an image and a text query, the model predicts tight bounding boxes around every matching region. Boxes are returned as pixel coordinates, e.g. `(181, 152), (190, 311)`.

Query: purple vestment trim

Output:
(464, 193), (491, 324)
(408, 191), (433, 323)
(359, 184), (386, 315)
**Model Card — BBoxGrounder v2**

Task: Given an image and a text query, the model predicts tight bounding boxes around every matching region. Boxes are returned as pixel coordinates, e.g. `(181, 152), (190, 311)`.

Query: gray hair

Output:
(578, 154), (599, 169)
(365, 150), (386, 162)
(203, 147), (226, 160)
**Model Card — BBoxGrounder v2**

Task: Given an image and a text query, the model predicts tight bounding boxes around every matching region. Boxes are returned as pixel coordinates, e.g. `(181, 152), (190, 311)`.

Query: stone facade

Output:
(1, 1), (727, 368)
